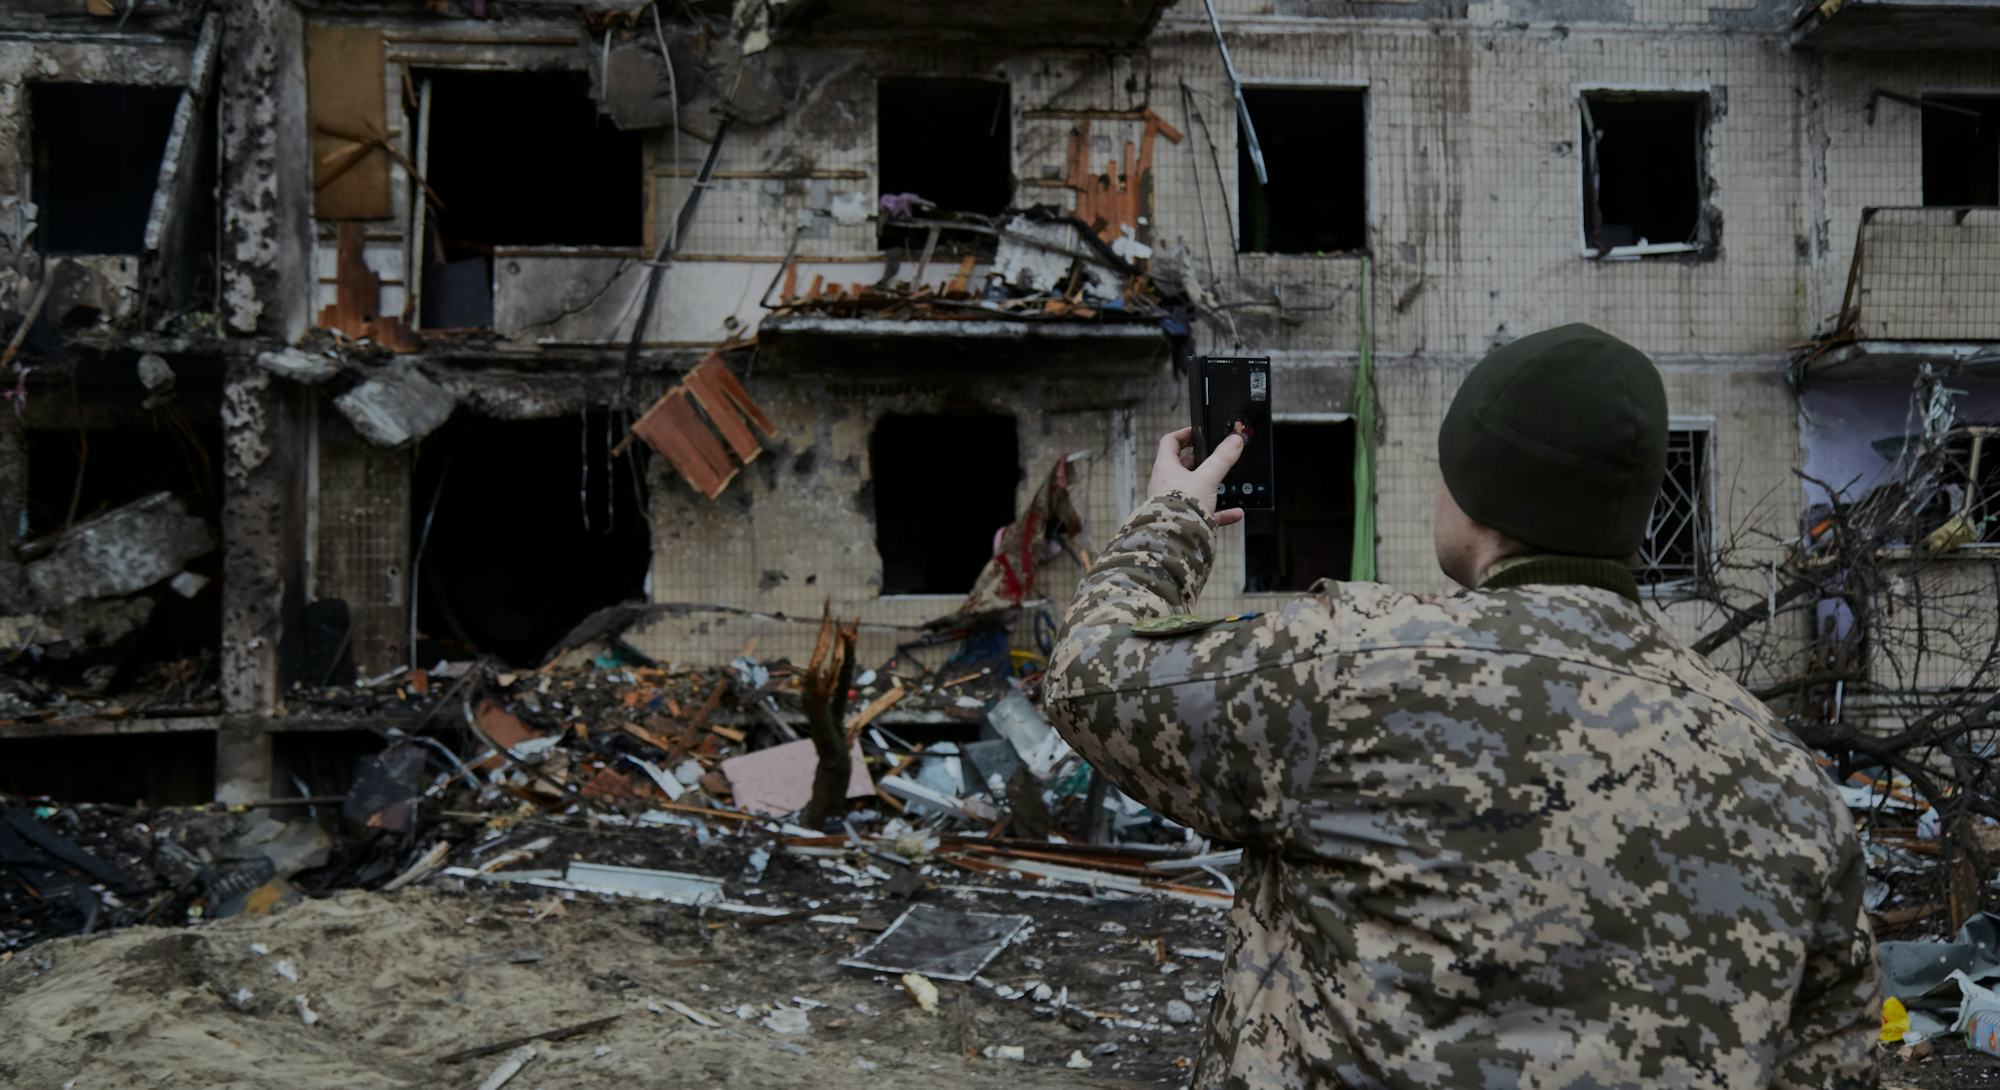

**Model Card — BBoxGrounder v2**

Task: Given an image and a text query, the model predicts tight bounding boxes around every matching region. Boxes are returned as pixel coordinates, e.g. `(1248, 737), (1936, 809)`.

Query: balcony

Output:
(755, 0), (1173, 47)
(1801, 207), (2000, 381)
(1792, 0), (2000, 51)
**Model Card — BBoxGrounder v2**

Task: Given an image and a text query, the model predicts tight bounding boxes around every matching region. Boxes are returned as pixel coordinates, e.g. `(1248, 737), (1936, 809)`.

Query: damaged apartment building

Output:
(2, 0), (1999, 803)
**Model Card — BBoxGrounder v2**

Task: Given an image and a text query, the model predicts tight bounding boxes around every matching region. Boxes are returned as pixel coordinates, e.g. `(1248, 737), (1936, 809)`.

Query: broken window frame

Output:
(1237, 412), (1358, 594)
(1637, 419), (1717, 592)
(141, 13), (222, 315)
(28, 71), (198, 262)
(396, 58), (653, 333)
(1916, 90), (2000, 209)
(874, 75), (1016, 257)
(1578, 87), (1717, 261)
(1235, 82), (1370, 257)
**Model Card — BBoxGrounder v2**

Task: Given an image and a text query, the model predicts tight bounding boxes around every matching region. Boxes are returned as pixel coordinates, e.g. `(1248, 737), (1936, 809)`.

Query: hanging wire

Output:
(580, 404), (592, 533)
(1179, 81), (1220, 288)
(651, 1), (682, 254)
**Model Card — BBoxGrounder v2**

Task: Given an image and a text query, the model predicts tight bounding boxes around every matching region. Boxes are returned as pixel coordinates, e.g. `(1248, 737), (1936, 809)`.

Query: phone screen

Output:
(1190, 356), (1274, 511)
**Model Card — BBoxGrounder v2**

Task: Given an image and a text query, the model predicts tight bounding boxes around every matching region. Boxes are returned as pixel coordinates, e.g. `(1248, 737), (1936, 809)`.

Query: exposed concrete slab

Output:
(756, 315), (1168, 374)
(253, 345), (342, 384)
(1793, 1), (2000, 50)
(334, 364), (457, 447)
(775, 0), (1172, 45)
(1798, 341), (2000, 385)
(25, 492), (215, 608)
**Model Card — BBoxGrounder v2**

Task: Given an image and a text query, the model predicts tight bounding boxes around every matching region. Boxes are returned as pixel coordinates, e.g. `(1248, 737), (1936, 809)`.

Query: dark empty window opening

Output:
(1638, 427), (1713, 588)
(0, 732), (216, 805)
(412, 412), (650, 667)
(871, 414), (1018, 595)
(30, 83), (181, 254)
(1238, 88), (1367, 255)
(412, 70), (645, 329)
(1244, 421), (1357, 593)
(23, 360), (225, 700)
(1580, 92), (1712, 256)
(877, 78), (1012, 255)
(1922, 95), (2000, 207)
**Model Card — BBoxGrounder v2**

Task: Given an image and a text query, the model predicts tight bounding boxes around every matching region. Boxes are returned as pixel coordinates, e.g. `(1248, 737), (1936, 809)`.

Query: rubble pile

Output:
(1, 597), (1231, 955)
(0, 491), (221, 716)
(0, 605), (1247, 1085)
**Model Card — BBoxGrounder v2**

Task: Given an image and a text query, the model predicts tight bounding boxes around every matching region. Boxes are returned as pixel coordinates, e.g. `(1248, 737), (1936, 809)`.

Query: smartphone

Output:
(1188, 355), (1275, 512)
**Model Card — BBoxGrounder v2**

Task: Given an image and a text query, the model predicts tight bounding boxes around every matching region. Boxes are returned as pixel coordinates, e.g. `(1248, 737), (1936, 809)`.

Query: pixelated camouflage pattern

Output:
(1047, 493), (1879, 1089)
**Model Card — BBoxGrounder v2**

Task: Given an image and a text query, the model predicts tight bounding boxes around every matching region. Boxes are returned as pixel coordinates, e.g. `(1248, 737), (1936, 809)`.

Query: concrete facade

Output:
(4, 0), (1999, 798)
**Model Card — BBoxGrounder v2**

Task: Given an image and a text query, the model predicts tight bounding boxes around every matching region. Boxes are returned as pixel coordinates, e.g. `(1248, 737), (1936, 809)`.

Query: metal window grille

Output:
(1639, 428), (1712, 587)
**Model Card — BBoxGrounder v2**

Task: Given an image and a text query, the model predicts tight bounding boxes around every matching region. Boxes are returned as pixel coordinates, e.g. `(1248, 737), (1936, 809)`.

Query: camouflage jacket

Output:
(1046, 493), (1880, 1089)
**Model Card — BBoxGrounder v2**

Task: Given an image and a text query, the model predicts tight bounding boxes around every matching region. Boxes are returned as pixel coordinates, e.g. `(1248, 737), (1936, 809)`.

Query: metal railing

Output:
(1835, 206), (2000, 343)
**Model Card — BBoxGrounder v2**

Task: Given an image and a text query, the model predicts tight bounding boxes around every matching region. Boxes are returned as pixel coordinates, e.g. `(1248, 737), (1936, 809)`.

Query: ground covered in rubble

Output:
(7, 833), (2000, 1089)
(0, 878), (1223, 1090)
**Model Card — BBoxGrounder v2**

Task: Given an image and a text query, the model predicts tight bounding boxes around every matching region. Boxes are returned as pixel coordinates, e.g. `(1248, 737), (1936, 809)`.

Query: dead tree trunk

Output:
(800, 602), (858, 829)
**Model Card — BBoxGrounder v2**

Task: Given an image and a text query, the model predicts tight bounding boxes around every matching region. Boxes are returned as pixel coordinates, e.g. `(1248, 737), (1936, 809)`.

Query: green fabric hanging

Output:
(1350, 256), (1377, 582)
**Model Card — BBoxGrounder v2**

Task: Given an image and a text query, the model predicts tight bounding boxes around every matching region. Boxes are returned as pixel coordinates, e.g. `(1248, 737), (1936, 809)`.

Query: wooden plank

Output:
(631, 389), (731, 498)
(664, 386), (736, 484)
(307, 25), (390, 220)
(631, 386), (743, 500)
(843, 684), (905, 745)
(696, 358), (779, 438)
(683, 361), (762, 463)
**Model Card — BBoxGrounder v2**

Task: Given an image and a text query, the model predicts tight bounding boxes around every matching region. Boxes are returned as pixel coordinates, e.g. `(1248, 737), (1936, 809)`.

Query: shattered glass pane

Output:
(840, 903), (1030, 982)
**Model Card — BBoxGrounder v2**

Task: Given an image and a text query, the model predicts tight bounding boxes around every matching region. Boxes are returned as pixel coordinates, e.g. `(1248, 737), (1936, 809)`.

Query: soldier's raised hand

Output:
(1147, 427), (1245, 526)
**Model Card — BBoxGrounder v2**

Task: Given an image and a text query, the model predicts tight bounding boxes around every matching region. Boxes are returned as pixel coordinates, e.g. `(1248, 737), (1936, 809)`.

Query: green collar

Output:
(1478, 555), (1643, 605)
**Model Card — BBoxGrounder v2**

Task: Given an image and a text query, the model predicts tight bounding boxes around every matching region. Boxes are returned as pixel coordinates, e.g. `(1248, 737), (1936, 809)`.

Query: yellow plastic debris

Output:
(901, 972), (940, 1014)
(1880, 996), (1909, 1043)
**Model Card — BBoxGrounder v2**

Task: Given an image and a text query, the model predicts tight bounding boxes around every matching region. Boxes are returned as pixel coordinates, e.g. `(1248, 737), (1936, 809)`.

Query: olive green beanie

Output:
(1438, 323), (1669, 559)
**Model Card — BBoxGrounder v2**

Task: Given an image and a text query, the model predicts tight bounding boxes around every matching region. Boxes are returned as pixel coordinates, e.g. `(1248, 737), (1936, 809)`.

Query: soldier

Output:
(1046, 324), (1879, 1089)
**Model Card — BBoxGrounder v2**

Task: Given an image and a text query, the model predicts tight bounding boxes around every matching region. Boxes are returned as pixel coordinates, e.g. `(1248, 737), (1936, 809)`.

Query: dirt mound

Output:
(0, 887), (1201, 1089)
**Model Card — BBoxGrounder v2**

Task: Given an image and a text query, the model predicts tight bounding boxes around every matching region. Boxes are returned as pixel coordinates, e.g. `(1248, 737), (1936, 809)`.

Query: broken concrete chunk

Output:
(26, 492), (215, 608)
(761, 1007), (810, 1035)
(253, 346), (342, 384)
(0, 614), (46, 656)
(333, 364), (455, 447)
(169, 571), (210, 598)
(136, 352), (175, 390)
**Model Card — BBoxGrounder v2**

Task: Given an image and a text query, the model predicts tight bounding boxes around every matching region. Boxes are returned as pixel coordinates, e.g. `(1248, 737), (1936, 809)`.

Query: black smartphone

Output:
(1188, 355), (1275, 512)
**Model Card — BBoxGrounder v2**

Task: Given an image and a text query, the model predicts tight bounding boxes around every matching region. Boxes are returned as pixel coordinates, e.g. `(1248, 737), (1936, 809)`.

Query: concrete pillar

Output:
(212, 0), (314, 801)
(217, 363), (311, 801)
(217, 0), (313, 342)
